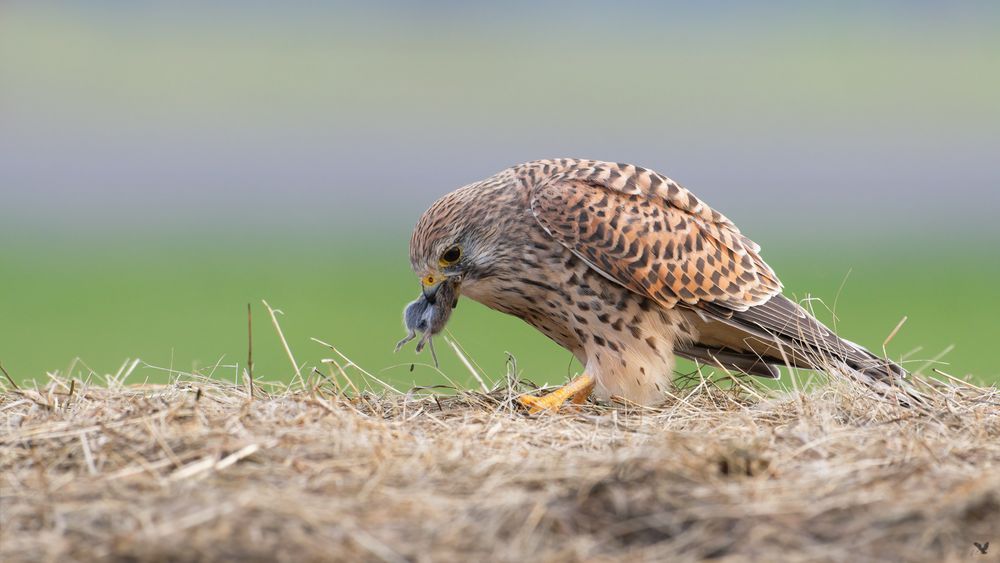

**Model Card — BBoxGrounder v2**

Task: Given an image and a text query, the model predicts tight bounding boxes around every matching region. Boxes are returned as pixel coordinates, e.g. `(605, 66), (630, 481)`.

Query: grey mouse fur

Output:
(394, 281), (457, 367)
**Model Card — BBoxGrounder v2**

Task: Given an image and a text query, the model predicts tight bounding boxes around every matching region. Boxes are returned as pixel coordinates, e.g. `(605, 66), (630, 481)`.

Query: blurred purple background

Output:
(3, 1), (999, 239)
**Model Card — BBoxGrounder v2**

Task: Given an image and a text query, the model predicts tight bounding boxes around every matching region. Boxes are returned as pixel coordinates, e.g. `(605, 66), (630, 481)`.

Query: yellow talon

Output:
(518, 374), (595, 414)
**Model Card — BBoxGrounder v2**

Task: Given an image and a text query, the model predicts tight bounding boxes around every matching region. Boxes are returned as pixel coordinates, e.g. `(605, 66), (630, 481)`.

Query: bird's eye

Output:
(439, 246), (462, 266)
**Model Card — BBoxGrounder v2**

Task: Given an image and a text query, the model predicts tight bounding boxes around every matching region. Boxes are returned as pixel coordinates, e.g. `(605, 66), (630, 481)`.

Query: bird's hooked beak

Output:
(421, 272), (461, 305)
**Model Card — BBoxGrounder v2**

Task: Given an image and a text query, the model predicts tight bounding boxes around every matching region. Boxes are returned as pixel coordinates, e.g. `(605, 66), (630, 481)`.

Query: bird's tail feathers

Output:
(812, 336), (927, 409)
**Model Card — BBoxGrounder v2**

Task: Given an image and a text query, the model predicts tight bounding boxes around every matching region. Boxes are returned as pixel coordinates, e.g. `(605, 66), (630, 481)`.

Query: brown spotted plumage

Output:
(406, 159), (909, 408)
(530, 164), (781, 310)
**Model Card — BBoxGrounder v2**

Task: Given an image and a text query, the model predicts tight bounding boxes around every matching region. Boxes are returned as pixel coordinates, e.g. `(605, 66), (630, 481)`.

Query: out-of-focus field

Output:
(3, 5), (999, 390)
(2, 235), (997, 388)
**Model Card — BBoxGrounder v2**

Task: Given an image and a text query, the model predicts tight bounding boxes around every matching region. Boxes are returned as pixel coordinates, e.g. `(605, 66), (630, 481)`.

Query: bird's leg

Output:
(571, 377), (596, 405)
(518, 374), (595, 414)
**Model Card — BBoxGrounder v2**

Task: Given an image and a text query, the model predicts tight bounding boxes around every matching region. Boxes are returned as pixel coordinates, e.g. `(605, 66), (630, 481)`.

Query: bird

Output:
(406, 158), (910, 412)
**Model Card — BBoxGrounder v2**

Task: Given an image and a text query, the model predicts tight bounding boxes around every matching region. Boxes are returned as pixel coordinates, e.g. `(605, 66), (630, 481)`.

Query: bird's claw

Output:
(517, 393), (563, 415)
(517, 374), (595, 415)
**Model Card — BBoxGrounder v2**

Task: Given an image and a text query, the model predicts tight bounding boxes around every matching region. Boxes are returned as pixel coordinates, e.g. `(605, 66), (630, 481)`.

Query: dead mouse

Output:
(394, 280), (457, 367)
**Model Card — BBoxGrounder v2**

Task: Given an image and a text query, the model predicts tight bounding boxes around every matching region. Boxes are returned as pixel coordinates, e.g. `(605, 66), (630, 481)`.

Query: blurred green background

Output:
(2, 3), (998, 388)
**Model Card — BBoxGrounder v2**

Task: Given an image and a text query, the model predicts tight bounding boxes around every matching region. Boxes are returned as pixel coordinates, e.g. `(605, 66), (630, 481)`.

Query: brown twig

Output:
(0, 362), (20, 390)
(247, 303), (255, 400)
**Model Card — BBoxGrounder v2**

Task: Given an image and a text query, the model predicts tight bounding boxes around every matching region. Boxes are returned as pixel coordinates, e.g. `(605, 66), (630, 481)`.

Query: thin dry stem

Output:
(0, 362), (20, 390)
(261, 299), (305, 389)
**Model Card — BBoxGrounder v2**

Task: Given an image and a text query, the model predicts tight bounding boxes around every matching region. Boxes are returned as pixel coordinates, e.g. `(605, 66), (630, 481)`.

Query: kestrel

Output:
(405, 159), (908, 412)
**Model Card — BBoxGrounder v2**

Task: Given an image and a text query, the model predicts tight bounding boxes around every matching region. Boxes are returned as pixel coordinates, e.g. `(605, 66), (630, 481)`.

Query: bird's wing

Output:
(528, 160), (907, 386)
(528, 160), (782, 312)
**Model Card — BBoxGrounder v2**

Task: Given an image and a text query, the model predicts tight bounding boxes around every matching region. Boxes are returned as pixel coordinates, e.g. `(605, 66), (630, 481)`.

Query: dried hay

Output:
(1, 365), (998, 562)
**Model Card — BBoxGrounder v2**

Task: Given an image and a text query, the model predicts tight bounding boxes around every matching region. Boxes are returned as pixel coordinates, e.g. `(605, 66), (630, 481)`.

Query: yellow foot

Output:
(518, 374), (595, 414)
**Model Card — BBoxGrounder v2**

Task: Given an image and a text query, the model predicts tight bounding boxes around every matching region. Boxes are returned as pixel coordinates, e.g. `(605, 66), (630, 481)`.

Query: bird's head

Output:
(407, 185), (504, 304)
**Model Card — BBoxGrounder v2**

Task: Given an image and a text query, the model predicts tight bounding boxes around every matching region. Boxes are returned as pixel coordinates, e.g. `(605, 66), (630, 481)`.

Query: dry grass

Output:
(1, 365), (999, 562)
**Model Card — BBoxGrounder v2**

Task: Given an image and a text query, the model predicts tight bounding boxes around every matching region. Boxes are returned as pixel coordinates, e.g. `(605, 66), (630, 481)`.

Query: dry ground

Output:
(2, 369), (999, 562)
